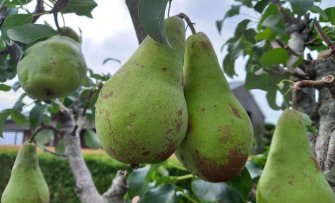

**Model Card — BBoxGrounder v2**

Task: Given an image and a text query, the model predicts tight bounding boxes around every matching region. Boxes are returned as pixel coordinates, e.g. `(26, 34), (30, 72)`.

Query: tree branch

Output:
(58, 107), (103, 203)
(102, 170), (129, 202)
(292, 75), (335, 110)
(314, 19), (335, 50)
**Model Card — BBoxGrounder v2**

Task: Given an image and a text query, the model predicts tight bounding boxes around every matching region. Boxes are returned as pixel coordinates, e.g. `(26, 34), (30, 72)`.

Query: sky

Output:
(2, 0), (332, 127)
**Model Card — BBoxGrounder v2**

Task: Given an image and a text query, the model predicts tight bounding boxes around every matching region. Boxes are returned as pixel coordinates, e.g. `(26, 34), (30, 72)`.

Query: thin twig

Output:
(275, 39), (303, 58)
(29, 124), (59, 143)
(43, 147), (67, 158)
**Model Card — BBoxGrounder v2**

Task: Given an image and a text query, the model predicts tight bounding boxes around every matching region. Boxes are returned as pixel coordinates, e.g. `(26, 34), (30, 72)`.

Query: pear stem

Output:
(173, 174), (194, 182)
(177, 13), (197, 35)
(292, 75), (335, 110)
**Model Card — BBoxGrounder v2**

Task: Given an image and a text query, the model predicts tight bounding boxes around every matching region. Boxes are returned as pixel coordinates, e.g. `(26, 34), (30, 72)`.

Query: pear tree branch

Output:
(56, 102), (128, 203)
(292, 75), (335, 110)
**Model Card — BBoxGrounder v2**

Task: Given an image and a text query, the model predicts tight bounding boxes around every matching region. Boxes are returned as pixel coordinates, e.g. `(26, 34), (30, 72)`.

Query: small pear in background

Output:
(175, 32), (254, 182)
(95, 16), (188, 164)
(1, 142), (50, 203)
(256, 109), (335, 203)
(17, 35), (87, 100)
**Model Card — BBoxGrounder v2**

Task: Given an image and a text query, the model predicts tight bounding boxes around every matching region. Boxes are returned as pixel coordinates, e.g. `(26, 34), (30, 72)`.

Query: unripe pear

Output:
(17, 35), (87, 100)
(175, 32), (254, 182)
(256, 109), (335, 203)
(1, 142), (50, 203)
(95, 16), (188, 164)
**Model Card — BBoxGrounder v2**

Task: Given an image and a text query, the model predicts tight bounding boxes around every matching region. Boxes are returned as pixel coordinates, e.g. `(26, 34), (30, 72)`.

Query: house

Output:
(1, 81), (265, 152)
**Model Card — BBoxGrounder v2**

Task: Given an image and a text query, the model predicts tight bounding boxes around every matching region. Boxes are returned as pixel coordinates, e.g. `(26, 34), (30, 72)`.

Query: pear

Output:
(95, 16), (187, 164)
(1, 142), (50, 203)
(175, 32), (254, 182)
(256, 109), (335, 203)
(17, 35), (87, 100)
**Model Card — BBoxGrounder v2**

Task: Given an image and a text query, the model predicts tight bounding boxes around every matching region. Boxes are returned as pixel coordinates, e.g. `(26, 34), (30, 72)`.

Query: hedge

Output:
(0, 145), (130, 203)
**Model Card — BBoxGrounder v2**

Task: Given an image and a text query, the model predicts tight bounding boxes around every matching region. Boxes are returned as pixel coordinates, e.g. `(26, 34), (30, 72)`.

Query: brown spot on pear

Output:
(95, 16), (188, 164)
(175, 32), (253, 182)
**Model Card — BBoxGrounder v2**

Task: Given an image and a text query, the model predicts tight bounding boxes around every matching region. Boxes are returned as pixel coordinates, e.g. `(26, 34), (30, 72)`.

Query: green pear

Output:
(175, 32), (254, 182)
(95, 16), (187, 164)
(256, 109), (335, 203)
(1, 142), (50, 203)
(17, 35), (87, 100)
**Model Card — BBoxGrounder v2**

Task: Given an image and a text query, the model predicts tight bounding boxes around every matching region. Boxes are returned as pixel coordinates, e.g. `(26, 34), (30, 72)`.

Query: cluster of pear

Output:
(17, 27), (87, 100)
(95, 15), (254, 182)
(1, 142), (50, 203)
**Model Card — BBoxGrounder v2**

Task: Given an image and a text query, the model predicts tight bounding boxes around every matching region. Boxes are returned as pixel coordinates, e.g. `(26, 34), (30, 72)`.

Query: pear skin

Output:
(95, 16), (187, 164)
(17, 35), (87, 100)
(256, 109), (335, 203)
(1, 142), (50, 203)
(175, 32), (254, 182)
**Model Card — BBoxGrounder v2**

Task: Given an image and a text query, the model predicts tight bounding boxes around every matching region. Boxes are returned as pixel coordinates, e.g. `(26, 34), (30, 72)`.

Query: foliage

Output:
(217, 0), (335, 110)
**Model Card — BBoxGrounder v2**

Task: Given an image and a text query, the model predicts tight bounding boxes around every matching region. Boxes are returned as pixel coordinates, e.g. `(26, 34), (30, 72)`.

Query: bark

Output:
(57, 108), (127, 203)
(314, 57), (335, 188)
(125, 0), (147, 43)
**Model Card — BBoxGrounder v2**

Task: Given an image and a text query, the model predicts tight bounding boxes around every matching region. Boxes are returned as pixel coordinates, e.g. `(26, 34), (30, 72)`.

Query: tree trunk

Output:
(314, 57), (335, 189)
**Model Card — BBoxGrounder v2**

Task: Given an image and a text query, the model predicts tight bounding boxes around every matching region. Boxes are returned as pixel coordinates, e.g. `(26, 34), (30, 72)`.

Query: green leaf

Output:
(139, 184), (177, 203)
(13, 93), (27, 111)
(35, 129), (54, 147)
(225, 168), (253, 199)
(1, 14), (33, 38)
(29, 104), (47, 128)
(224, 5), (241, 20)
(310, 5), (329, 21)
(216, 20), (224, 34)
(287, 0), (314, 16)
(139, 0), (169, 45)
(234, 19), (251, 38)
(0, 84), (11, 91)
(80, 89), (99, 109)
(84, 129), (102, 149)
(258, 4), (279, 30)
(127, 166), (151, 199)
(8, 24), (56, 44)
(246, 161), (263, 179)
(11, 109), (28, 126)
(256, 28), (276, 41)
(62, 0), (97, 18)
(260, 48), (289, 67)
(223, 54), (237, 77)
(300, 112), (317, 133)
(192, 179), (245, 203)
(3, 0), (33, 6)
(261, 15), (285, 35)
(254, 0), (270, 13)
(238, 0), (252, 7)
(266, 89), (281, 110)
(0, 109), (12, 137)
